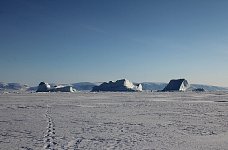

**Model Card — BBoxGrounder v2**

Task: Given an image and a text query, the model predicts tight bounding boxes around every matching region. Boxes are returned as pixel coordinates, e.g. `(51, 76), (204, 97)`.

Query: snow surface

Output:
(1, 92), (228, 149)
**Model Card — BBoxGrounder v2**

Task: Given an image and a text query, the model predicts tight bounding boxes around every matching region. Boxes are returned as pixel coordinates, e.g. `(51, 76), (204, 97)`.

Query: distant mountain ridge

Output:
(188, 84), (228, 91)
(140, 82), (167, 91)
(141, 82), (228, 91)
(0, 82), (228, 92)
(71, 82), (100, 91)
(0, 82), (29, 91)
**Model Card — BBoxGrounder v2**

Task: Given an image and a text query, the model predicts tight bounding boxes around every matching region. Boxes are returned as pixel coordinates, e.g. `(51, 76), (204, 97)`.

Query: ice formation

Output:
(162, 79), (189, 92)
(91, 79), (142, 92)
(36, 82), (75, 92)
(36, 82), (51, 92)
(192, 88), (205, 92)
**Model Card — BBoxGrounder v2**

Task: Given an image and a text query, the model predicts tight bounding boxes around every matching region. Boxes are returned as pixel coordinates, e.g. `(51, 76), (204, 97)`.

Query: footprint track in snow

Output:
(64, 138), (83, 150)
(43, 105), (57, 150)
(43, 105), (83, 150)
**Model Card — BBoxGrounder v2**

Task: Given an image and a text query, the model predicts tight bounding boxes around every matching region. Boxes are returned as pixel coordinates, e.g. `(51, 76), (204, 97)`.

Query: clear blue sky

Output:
(0, 0), (228, 86)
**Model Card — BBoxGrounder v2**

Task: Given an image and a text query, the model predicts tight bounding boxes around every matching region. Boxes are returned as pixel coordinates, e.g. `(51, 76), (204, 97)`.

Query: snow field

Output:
(0, 92), (228, 150)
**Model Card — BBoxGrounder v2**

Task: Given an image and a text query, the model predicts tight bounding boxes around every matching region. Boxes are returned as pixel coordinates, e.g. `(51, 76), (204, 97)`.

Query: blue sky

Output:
(0, 0), (228, 86)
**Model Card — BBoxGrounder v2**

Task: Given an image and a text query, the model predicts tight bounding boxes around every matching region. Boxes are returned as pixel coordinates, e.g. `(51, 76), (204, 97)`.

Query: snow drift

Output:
(91, 79), (142, 92)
